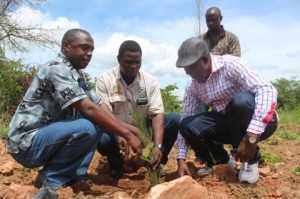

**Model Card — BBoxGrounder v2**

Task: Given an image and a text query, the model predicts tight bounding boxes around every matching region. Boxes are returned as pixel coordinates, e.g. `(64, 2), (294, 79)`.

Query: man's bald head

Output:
(61, 29), (92, 48)
(205, 7), (223, 32)
(206, 7), (222, 18)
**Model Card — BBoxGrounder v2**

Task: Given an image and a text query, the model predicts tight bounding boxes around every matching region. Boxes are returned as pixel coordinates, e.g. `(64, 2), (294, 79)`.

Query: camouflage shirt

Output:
(201, 26), (241, 57)
(7, 54), (100, 154)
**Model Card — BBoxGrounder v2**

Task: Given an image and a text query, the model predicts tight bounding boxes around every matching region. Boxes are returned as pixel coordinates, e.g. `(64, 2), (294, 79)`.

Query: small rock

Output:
(272, 190), (282, 197)
(57, 187), (74, 199)
(113, 191), (131, 199)
(0, 183), (37, 199)
(259, 166), (271, 177)
(285, 150), (293, 157)
(0, 159), (22, 175)
(271, 173), (280, 179)
(146, 176), (228, 199)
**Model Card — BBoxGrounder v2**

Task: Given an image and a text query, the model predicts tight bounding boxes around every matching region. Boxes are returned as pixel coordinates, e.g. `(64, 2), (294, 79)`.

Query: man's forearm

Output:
(151, 113), (164, 146)
(73, 98), (131, 139)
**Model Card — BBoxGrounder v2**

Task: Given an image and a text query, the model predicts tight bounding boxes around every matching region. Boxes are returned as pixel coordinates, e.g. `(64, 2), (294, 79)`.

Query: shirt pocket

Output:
(109, 95), (127, 114)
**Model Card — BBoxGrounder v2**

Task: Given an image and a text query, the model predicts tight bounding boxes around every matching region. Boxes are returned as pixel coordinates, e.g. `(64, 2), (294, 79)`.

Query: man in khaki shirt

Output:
(96, 40), (180, 178)
(202, 7), (241, 57)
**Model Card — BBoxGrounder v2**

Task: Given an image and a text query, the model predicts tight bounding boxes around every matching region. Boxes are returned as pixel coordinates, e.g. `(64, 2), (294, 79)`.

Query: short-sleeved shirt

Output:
(201, 26), (241, 57)
(95, 67), (164, 124)
(7, 54), (100, 154)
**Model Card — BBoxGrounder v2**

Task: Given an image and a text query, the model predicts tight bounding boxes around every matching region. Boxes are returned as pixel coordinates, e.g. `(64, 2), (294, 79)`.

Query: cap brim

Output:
(176, 55), (200, 68)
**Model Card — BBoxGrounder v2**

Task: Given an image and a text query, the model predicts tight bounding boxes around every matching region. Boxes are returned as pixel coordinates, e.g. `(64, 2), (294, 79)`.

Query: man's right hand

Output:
(177, 159), (191, 177)
(121, 122), (141, 139)
(123, 131), (143, 158)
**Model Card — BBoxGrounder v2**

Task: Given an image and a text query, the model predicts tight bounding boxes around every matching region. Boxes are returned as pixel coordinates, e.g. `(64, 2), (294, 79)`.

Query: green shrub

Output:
(292, 167), (300, 176)
(0, 113), (9, 138)
(0, 58), (34, 117)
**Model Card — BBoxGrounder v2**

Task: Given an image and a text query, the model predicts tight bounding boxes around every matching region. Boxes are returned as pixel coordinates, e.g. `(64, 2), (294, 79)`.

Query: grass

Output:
(292, 167), (300, 176)
(261, 151), (282, 165)
(277, 108), (300, 124)
(132, 112), (160, 187)
(263, 109), (300, 144)
(0, 113), (9, 138)
(277, 130), (300, 141)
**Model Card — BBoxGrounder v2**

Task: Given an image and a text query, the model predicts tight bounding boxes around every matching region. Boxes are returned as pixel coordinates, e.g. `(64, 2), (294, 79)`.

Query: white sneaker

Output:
(238, 162), (259, 184)
(227, 155), (236, 169)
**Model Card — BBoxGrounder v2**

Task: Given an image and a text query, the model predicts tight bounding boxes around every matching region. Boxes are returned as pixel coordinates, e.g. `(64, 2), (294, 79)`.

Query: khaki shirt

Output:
(201, 26), (241, 57)
(96, 67), (164, 124)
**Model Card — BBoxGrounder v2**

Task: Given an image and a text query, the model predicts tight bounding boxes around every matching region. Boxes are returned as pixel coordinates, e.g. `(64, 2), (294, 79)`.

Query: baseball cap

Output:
(176, 37), (209, 68)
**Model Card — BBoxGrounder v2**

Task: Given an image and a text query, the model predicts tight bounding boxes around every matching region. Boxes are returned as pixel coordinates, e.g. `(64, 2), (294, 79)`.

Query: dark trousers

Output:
(97, 112), (181, 169)
(180, 91), (278, 167)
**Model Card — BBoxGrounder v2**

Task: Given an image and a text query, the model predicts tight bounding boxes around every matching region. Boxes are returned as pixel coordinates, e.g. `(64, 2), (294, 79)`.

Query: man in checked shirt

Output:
(175, 37), (278, 184)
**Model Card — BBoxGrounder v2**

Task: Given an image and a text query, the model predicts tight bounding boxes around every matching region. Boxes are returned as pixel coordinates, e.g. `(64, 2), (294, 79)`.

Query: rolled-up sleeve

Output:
(148, 80), (164, 115)
(176, 83), (200, 159)
(95, 76), (112, 110)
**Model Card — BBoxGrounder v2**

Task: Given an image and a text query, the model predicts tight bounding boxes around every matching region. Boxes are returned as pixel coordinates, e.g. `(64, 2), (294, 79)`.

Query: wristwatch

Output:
(156, 144), (163, 151)
(246, 133), (259, 144)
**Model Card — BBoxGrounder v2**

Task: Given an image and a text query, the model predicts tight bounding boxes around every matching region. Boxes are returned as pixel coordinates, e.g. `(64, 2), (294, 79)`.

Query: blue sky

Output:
(8, 0), (300, 98)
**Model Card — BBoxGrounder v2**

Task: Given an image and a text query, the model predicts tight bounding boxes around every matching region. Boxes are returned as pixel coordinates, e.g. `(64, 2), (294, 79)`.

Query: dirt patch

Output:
(0, 138), (299, 199)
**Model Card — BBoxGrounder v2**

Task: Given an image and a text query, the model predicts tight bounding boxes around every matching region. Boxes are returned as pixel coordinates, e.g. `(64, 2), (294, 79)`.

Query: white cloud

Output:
(9, 6), (80, 40)
(6, 6), (300, 99)
(6, 6), (80, 64)
(227, 15), (300, 80)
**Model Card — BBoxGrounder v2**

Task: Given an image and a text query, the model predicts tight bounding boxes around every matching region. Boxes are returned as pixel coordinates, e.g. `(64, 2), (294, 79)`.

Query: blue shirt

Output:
(7, 54), (100, 153)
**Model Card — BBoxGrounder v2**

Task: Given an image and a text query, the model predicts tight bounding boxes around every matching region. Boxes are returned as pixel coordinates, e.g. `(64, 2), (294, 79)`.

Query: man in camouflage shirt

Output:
(7, 29), (142, 199)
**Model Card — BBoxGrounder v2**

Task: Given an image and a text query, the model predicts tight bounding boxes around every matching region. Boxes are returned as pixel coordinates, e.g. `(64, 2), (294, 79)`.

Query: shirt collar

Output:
(211, 54), (223, 73)
(56, 53), (83, 80)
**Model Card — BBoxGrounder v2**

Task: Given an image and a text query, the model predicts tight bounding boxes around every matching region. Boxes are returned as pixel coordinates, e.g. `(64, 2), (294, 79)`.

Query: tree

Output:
(272, 78), (300, 110)
(161, 84), (182, 113)
(0, 0), (57, 52)
(0, 58), (34, 116)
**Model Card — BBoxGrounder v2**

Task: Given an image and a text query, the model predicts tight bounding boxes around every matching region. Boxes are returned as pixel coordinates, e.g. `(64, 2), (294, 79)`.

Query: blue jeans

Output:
(12, 118), (112, 189)
(180, 91), (278, 167)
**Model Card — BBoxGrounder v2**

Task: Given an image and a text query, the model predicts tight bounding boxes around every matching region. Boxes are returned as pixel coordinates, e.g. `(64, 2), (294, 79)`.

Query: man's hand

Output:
(118, 136), (130, 160)
(121, 122), (141, 139)
(236, 135), (258, 162)
(123, 132), (143, 159)
(151, 146), (163, 170)
(177, 159), (191, 177)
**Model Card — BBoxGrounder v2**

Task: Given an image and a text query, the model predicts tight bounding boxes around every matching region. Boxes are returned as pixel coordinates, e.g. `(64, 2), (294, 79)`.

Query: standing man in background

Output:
(202, 6), (241, 57)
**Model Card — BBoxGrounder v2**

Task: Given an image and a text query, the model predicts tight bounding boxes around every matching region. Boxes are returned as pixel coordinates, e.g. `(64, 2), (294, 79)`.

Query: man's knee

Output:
(180, 114), (216, 139)
(76, 119), (98, 139)
(179, 116), (202, 139)
(98, 133), (119, 154)
(164, 112), (181, 127)
(230, 91), (255, 111)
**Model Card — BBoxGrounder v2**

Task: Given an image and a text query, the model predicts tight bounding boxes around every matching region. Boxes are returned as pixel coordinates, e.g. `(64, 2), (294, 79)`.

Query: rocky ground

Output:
(0, 125), (299, 199)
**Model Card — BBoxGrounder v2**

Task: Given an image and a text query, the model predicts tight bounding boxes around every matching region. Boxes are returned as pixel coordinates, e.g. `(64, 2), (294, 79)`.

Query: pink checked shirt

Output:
(176, 54), (277, 159)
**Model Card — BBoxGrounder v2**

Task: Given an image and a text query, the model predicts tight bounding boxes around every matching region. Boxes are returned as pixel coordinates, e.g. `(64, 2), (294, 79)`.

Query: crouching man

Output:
(7, 29), (142, 199)
(96, 40), (181, 177)
(175, 37), (278, 183)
